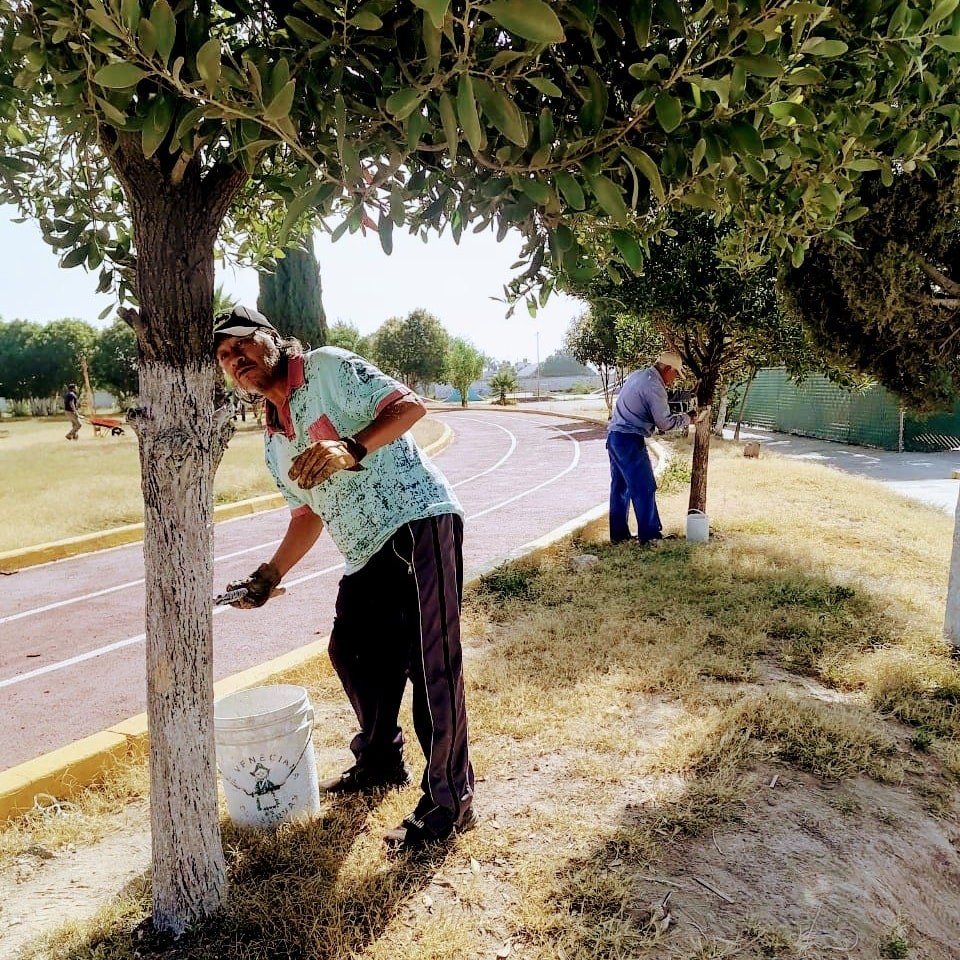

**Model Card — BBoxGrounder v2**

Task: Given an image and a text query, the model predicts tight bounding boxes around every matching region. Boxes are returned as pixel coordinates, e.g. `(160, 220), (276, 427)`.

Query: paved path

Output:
(514, 397), (960, 515)
(730, 426), (960, 515)
(0, 410), (609, 771)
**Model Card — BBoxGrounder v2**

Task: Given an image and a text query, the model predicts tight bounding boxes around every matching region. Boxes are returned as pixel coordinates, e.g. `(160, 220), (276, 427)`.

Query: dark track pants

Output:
(328, 513), (474, 820)
(606, 430), (662, 543)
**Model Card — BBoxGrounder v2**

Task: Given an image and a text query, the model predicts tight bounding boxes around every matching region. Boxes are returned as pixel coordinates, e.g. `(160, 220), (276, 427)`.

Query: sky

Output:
(0, 204), (586, 364)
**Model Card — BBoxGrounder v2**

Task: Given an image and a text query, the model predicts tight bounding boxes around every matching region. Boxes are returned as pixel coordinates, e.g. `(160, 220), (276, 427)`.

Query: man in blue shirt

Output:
(607, 351), (701, 544)
(215, 306), (475, 852)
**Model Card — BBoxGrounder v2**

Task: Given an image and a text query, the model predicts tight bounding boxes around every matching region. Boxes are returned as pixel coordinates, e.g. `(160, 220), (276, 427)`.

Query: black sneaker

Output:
(319, 761), (410, 795)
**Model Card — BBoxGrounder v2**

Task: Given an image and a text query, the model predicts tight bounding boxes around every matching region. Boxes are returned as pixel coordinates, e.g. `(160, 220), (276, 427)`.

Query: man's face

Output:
(662, 365), (679, 388)
(215, 330), (282, 394)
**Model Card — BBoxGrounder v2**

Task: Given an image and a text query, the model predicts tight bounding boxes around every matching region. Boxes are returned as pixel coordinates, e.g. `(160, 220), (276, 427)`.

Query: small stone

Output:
(570, 554), (600, 572)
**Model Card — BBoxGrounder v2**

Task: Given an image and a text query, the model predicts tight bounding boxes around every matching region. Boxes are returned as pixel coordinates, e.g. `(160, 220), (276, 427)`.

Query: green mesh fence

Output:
(735, 368), (960, 451)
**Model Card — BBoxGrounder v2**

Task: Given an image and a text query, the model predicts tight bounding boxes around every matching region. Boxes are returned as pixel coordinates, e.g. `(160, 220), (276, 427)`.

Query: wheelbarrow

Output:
(86, 415), (126, 437)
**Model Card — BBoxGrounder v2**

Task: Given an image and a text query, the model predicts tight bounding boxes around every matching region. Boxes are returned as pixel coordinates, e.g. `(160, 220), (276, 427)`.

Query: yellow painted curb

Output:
(0, 423), (454, 573)
(0, 731), (130, 821)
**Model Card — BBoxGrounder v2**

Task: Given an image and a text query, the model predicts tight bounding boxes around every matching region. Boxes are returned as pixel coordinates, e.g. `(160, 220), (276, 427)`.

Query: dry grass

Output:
(8, 436), (960, 959)
(0, 418), (444, 551)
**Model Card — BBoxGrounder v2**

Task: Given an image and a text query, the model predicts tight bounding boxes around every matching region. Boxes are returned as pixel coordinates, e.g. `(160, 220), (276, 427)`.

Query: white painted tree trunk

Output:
(945, 495), (960, 649)
(713, 383), (729, 437)
(138, 360), (227, 934)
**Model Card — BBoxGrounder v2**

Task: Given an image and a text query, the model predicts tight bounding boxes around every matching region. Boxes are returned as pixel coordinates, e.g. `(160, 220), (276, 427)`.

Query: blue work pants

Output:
(606, 430), (662, 543)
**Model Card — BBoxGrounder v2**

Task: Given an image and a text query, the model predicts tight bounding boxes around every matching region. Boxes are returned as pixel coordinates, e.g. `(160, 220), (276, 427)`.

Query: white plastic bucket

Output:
(213, 684), (320, 829)
(686, 509), (710, 543)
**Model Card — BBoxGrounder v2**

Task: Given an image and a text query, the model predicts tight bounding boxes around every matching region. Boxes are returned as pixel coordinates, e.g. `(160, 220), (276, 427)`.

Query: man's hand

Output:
(224, 562), (282, 609)
(289, 439), (359, 489)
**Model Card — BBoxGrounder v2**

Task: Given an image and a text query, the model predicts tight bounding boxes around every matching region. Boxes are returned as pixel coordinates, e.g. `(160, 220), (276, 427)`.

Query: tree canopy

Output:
(778, 165), (960, 411)
(444, 336), (484, 406)
(369, 308), (448, 391)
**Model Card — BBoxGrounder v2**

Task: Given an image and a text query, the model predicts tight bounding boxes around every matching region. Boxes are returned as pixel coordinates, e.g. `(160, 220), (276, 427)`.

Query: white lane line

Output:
(0, 419), (577, 686)
(2, 416), (517, 625)
(0, 538), (282, 626)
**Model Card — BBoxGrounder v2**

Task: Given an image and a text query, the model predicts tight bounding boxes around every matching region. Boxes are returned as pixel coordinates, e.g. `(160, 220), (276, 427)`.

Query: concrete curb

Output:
(0, 423), (454, 573)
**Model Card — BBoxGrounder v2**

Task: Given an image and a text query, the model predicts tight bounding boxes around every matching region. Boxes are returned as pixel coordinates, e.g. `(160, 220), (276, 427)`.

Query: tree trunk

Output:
(946, 495), (960, 650)
(688, 408), (712, 513)
(688, 362), (721, 514)
(712, 382), (729, 437)
(733, 367), (757, 442)
(111, 145), (245, 935)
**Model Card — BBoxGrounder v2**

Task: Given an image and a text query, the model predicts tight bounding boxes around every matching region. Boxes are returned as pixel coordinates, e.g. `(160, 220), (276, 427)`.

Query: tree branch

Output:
(917, 257), (960, 296)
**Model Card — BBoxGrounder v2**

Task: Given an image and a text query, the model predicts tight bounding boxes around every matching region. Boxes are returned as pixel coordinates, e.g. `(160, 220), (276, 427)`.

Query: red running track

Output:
(0, 410), (610, 771)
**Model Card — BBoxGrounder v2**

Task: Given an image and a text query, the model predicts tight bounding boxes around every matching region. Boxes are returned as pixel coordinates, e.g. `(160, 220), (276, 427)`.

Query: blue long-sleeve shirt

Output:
(608, 366), (691, 437)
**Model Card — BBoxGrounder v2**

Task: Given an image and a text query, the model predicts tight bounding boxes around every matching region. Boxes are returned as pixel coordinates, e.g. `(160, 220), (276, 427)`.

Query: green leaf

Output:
(142, 93), (174, 158)
(349, 10), (383, 29)
(931, 34), (960, 51)
(611, 229), (643, 272)
(196, 38), (221, 89)
(736, 54), (782, 77)
(386, 87), (423, 120)
(654, 92), (682, 132)
(781, 66), (826, 85)
(527, 76), (563, 97)
(621, 145), (665, 204)
(922, 0), (959, 30)
(120, 0), (141, 33)
(411, 0), (451, 29)
(728, 119), (764, 156)
(846, 157), (882, 171)
(518, 177), (554, 205)
(86, 8), (125, 38)
(655, 0), (685, 34)
(94, 62), (148, 89)
(555, 171), (585, 210)
(150, 0), (176, 64)
(473, 78), (529, 147)
(589, 174), (629, 224)
(457, 74), (483, 153)
(378, 212), (394, 255)
(768, 101), (817, 126)
(483, 0), (565, 43)
(263, 80), (296, 122)
(801, 37), (848, 57)
(438, 92), (459, 155)
(678, 191), (720, 211)
(61, 245), (89, 269)
(285, 16), (326, 42)
(94, 96), (127, 126)
(791, 242), (805, 268)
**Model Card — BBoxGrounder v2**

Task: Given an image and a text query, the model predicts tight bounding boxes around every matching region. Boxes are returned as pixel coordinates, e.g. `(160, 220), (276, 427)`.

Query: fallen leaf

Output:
(422, 894), (433, 908)
(496, 942), (512, 958)
(470, 857), (482, 874)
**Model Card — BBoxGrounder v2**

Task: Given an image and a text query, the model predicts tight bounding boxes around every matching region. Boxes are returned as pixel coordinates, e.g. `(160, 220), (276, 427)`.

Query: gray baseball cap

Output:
(213, 305), (277, 340)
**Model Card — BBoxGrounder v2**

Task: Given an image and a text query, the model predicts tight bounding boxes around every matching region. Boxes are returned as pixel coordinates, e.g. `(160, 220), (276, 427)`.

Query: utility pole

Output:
(535, 331), (541, 399)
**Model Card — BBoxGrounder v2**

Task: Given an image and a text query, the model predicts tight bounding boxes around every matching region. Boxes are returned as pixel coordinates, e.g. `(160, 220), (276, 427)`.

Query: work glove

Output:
(224, 562), (282, 609)
(289, 438), (364, 489)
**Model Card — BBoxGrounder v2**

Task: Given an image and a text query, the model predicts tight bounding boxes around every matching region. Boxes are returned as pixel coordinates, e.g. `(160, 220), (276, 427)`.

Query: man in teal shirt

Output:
(215, 306), (475, 851)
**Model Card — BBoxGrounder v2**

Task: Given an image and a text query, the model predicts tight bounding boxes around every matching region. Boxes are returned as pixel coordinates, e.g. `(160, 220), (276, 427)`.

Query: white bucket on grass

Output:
(686, 509), (710, 543)
(214, 684), (320, 829)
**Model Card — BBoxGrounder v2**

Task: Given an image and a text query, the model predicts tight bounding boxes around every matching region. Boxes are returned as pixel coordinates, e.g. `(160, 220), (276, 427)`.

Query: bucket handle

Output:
(687, 509), (707, 517)
(217, 708), (314, 798)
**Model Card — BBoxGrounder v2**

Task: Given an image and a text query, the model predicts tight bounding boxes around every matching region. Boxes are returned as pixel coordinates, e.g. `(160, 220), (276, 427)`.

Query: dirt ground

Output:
(5, 670), (960, 960)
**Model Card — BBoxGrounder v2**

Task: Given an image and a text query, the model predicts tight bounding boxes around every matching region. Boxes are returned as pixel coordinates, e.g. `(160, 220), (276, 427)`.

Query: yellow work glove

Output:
(288, 438), (364, 489)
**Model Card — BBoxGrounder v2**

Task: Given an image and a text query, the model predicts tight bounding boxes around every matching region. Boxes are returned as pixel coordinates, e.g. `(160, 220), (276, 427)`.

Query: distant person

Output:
(63, 383), (81, 441)
(606, 351), (705, 544)
(214, 306), (475, 852)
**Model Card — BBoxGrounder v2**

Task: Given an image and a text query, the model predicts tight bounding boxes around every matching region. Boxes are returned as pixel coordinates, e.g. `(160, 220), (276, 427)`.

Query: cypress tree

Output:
(257, 234), (328, 348)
